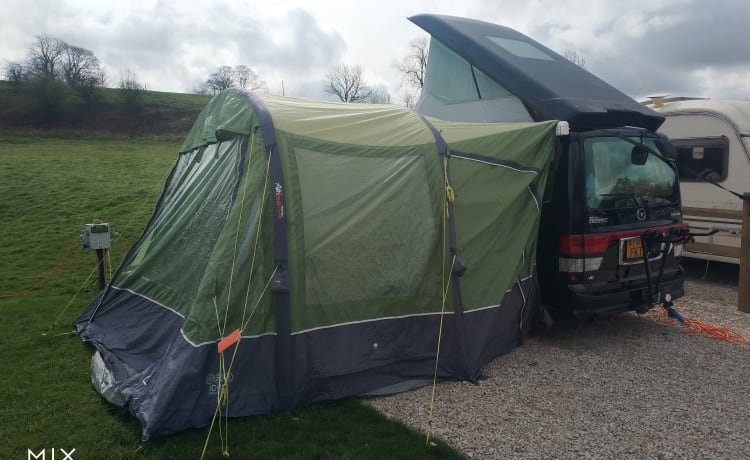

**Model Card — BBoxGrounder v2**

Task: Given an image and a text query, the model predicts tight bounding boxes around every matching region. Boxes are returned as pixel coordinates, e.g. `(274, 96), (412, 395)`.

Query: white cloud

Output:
(1, 0), (748, 102)
(694, 67), (750, 100)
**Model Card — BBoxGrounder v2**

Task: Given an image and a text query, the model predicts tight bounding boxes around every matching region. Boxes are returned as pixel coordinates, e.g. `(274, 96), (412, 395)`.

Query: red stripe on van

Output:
(560, 225), (678, 256)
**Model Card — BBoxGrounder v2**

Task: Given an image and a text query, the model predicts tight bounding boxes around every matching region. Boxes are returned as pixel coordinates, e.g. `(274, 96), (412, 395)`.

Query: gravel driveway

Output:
(365, 261), (750, 459)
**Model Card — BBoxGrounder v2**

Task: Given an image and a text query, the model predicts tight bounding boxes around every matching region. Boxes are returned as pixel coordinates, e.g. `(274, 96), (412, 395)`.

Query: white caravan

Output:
(648, 98), (749, 264)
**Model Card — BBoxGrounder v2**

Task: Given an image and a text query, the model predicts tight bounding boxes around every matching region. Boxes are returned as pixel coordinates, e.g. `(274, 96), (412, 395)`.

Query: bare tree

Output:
(26, 34), (67, 79)
(394, 36), (429, 91)
(3, 61), (26, 85)
(562, 49), (586, 68)
(61, 45), (106, 88)
(234, 65), (268, 92)
(323, 64), (372, 102)
(402, 91), (418, 109)
(201, 65), (268, 95)
(194, 82), (212, 95)
(119, 68), (146, 113)
(365, 87), (392, 104)
(206, 66), (235, 94)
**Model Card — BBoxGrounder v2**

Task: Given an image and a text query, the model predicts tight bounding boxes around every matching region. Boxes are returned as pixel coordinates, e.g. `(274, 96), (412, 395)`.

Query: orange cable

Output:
(643, 308), (749, 345)
(1, 237), (81, 298)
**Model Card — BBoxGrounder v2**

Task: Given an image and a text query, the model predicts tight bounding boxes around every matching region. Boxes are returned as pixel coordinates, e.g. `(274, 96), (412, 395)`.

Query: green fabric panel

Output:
(163, 89), (559, 338)
(181, 132), (276, 343)
(115, 140), (244, 310)
(277, 133), (446, 332)
(181, 90), (436, 153)
(443, 121), (557, 311)
(115, 134), (276, 344)
(432, 119), (557, 165)
(262, 94), (436, 147)
(450, 163), (541, 309)
(180, 91), (257, 153)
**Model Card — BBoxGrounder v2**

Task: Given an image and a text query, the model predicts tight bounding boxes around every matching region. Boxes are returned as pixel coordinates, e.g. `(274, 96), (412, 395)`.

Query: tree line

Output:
(195, 65), (268, 95)
(2, 34), (150, 122)
(2, 32), (434, 126)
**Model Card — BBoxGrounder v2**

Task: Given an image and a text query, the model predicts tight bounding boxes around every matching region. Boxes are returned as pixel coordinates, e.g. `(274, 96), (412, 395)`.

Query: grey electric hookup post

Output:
(81, 220), (115, 291)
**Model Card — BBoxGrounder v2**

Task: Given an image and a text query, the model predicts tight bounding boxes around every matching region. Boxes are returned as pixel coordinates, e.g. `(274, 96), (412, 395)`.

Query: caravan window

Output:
(670, 136), (729, 182)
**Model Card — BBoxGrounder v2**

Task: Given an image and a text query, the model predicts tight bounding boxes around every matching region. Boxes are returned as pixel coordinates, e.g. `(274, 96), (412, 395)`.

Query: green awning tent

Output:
(75, 89), (558, 439)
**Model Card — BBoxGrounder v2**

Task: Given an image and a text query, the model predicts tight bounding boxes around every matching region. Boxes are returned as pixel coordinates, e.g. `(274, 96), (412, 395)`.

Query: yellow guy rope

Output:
(202, 134), (277, 460)
(239, 152), (272, 330)
(426, 153), (456, 447)
(40, 155), (171, 334)
(44, 258), (103, 335)
(203, 132), (258, 459)
(426, 255), (456, 448)
(221, 131), (258, 334)
(106, 250), (113, 281)
(115, 162), (174, 245)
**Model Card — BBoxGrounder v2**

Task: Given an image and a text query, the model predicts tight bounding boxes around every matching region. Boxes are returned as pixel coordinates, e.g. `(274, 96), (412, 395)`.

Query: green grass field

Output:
(0, 137), (464, 460)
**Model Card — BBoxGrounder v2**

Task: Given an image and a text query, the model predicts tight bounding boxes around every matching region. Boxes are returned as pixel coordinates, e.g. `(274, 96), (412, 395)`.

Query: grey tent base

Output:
(77, 275), (540, 439)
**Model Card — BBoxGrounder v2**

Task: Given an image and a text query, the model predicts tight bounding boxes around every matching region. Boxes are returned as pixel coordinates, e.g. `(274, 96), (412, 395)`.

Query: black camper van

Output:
(410, 14), (687, 316)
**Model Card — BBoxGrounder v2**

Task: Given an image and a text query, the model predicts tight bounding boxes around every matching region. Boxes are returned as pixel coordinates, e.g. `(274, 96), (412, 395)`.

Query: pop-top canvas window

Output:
(670, 136), (730, 182)
(424, 39), (515, 104)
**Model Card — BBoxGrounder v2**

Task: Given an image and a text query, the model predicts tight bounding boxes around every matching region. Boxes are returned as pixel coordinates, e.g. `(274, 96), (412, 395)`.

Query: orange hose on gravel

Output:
(642, 308), (749, 345)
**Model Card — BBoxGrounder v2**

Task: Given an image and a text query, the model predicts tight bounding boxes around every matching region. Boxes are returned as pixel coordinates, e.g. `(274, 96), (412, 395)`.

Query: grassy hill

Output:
(0, 80), (211, 139)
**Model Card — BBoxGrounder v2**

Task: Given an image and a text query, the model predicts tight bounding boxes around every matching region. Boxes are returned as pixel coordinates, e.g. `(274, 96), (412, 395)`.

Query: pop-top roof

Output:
(409, 14), (665, 132)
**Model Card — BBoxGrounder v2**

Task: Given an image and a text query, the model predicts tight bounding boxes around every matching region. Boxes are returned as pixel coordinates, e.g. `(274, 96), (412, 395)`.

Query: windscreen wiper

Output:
(598, 192), (641, 207)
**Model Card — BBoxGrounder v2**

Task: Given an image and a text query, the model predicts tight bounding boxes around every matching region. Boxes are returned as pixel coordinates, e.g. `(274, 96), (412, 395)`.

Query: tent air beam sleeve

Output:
(237, 89), (294, 409)
(415, 113), (473, 381)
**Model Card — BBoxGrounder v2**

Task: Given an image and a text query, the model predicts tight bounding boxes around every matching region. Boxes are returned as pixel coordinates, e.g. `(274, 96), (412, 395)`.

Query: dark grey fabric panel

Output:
(75, 275), (541, 439)
(126, 334), (279, 440)
(75, 288), (184, 377)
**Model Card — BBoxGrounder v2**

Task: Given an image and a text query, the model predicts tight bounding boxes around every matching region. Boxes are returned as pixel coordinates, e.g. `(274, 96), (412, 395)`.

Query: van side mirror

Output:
(631, 144), (649, 165)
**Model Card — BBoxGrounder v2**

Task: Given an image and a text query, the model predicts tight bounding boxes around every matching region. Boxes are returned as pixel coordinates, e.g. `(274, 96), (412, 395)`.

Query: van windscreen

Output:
(584, 137), (679, 211)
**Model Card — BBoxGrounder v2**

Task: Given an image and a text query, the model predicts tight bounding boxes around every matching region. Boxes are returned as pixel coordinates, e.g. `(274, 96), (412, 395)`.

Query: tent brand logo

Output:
(206, 372), (234, 396)
(274, 182), (285, 219)
(27, 448), (76, 460)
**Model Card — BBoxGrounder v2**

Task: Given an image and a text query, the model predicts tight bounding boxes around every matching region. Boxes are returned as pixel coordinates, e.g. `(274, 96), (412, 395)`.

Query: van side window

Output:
(670, 136), (729, 182)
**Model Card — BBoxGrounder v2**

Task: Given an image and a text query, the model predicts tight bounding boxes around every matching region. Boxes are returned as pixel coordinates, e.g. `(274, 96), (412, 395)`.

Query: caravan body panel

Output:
(651, 99), (750, 264)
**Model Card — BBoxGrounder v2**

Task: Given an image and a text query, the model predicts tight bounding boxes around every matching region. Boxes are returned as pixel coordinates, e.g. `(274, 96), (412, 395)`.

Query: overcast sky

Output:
(1, 0), (748, 103)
